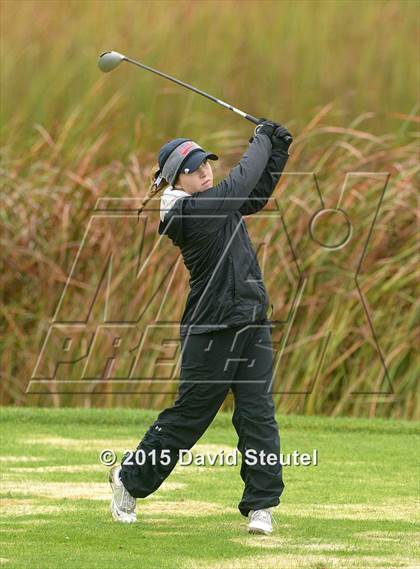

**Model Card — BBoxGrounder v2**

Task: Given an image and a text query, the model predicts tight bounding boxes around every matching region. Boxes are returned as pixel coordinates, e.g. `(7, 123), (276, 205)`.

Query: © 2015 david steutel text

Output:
(120, 448), (318, 467)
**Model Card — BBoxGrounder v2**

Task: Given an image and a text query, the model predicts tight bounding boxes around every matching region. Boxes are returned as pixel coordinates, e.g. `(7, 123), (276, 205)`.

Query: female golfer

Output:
(109, 119), (292, 535)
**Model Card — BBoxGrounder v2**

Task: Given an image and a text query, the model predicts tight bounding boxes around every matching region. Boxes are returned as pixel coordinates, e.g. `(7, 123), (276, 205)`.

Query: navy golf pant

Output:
(120, 322), (285, 517)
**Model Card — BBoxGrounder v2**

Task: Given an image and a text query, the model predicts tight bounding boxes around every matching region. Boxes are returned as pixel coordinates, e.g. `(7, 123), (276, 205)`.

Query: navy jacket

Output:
(158, 133), (290, 340)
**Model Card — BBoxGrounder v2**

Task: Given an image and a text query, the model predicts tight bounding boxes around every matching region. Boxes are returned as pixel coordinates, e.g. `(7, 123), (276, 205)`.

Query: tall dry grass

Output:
(1, 0), (418, 417)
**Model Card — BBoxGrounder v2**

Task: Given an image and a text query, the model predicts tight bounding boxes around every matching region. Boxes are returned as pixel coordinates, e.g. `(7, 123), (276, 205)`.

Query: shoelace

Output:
(121, 487), (135, 510)
(115, 469), (136, 513)
(119, 488), (136, 513)
(250, 509), (277, 525)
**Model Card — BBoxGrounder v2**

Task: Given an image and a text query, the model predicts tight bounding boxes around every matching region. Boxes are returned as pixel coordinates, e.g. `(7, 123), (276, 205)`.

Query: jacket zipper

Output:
(229, 255), (236, 303)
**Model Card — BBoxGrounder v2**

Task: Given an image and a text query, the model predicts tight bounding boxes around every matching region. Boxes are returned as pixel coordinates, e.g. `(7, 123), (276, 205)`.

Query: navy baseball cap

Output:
(154, 138), (218, 186)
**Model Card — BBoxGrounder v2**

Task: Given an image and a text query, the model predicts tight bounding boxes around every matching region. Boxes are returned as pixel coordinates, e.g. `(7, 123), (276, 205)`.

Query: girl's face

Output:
(175, 159), (213, 194)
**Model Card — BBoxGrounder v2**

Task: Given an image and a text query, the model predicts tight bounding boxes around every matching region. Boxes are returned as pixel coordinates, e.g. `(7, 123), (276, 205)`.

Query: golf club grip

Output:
(246, 115), (293, 144)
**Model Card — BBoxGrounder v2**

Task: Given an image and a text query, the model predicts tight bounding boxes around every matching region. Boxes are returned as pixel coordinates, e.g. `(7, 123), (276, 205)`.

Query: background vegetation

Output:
(1, 0), (418, 418)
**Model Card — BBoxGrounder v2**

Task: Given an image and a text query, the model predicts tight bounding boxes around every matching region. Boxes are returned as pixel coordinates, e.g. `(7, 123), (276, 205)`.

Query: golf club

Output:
(97, 50), (292, 143)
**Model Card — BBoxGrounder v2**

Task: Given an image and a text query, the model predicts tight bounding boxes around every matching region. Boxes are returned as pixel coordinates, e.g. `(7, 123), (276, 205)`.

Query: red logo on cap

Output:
(179, 142), (196, 156)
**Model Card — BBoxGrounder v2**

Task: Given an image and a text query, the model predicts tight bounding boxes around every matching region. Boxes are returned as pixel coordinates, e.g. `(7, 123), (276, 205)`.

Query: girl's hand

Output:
(272, 124), (293, 150)
(252, 119), (279, 140)
(249, 119), (292, 146)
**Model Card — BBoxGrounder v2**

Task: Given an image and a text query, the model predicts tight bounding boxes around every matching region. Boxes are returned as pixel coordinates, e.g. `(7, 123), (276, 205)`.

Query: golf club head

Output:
(98, 51), (125, 73)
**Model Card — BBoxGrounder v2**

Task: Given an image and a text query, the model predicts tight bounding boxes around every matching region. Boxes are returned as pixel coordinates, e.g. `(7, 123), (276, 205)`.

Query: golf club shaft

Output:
(122, 55), (261, 125)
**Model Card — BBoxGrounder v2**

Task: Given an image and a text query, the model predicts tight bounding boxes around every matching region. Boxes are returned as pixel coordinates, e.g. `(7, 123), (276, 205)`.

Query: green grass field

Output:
(0, 407), (419, 568)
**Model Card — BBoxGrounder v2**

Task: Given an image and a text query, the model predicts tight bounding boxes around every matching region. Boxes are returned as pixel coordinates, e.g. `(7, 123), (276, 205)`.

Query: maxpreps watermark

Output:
(100, 448), (318, 467)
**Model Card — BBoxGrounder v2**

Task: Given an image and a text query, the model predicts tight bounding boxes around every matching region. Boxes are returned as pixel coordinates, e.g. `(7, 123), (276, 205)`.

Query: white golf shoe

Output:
(109, 464), (137, 523)
(247, 508), (275, 535)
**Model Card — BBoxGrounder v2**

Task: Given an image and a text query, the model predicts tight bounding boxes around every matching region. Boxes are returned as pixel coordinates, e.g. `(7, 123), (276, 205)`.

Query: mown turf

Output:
(0, 407), (419, 568)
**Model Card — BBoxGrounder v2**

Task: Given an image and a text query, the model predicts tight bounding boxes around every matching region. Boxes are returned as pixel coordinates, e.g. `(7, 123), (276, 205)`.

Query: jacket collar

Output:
(159, 185), (191, 222)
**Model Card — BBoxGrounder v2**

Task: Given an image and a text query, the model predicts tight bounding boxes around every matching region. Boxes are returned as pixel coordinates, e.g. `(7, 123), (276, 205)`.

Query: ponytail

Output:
(137, 163), (169, 222)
